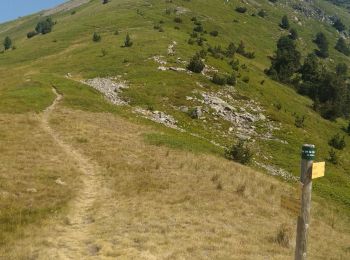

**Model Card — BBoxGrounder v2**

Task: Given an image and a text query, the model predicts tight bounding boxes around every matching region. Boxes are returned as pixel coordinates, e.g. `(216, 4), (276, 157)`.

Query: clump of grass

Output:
(76, 137), (88, 143)
(275, 223), (292, 248)
(236, 183), (246, 196)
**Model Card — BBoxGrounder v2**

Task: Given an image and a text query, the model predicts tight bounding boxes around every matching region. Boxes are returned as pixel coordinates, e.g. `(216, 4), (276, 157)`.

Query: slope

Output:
(0, 0), (349, 258)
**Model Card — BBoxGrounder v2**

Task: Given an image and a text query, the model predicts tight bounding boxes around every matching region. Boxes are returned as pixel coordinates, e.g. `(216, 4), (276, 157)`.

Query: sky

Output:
(0, 0), (67, 23)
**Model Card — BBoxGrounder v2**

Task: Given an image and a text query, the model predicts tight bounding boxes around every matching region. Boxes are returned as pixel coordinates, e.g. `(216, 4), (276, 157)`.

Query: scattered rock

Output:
(179, 106), (189, 113)
(175, 6), (190, 15)
(201, 65), (219, 79)
(55, 178), (66, 186)
(254, 161), (298, 182)
(150, 55), (167, 65)
(134, 108), (182, 130)
(190, 106), (203, 119)
(81, 77), (128, 105)
(168, 41), (177, 56)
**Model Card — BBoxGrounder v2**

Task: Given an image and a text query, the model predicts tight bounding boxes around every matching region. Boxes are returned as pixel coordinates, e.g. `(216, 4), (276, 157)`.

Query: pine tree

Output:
(314, 32), (329, 58)
(124, 33), (133, 47)
(266, 36), (301, 82)
(280, 15), (290, 30)
(333, 18), (346, 32)
(335, 37), (350, 56)
(3, 36), (12, 50)
(236, 41), (245, 55)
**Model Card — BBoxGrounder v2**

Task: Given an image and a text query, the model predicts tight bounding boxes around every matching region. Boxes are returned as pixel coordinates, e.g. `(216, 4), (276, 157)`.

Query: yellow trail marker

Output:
(312, 162), (325, 179)
(281, 195), (301, 216)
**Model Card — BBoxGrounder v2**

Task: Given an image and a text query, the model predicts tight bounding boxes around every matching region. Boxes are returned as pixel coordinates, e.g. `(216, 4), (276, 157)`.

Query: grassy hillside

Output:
(0, 0), (350, 258)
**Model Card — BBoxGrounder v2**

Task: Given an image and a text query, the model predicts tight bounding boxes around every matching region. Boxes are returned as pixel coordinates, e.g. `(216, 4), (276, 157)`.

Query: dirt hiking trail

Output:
(38, 88), (105, 259)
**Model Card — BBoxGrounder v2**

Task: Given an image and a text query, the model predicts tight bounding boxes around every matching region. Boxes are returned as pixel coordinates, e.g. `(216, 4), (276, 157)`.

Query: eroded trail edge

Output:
(38, 88), (103, 259)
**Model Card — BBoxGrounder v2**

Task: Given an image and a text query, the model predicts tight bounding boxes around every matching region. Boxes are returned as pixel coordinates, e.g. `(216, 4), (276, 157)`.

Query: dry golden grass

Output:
(0, 113), (81, 257)
(4, 107), (345, 259)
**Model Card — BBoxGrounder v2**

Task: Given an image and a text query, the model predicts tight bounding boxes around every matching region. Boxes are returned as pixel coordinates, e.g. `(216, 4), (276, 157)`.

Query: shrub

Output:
(289, 28), (298, 40)
(329, 134), (346, 150)
(102, 0), (109, 4)
(226, 74), (237, 85)
(314, 32), (329, 58)
(346, 121), (350, 135)
(212, 73), (227, 85)
(198, 49), (207, 58)
(235, 7), (247, 13)
(275, 102), (282, 110)
(335, 37), (350, 56)
(190, 32), (198, 38)
(92, 32), (101, 42)
(225, 140), (253, 165)
(187, 53), (205, 73)
(124, 33), (133, 47)
(35, 17), (54, 34)
(194, 25), (203, 32)
(165, 8), (172, 15)
(208, 45), (225, 59)
(210, 30), (219, 37)
(328, 149), (339, 165)
(294, 115), (305, 128)
(187, 38), (195, 45)
(101, 49), (107, 57)
(280, 15), (290, 30)
(258, 9), (267, 18)
(226, 42), (237, 57)
(242, 76), (250, 83)
(174, 17), (183, 23)
(244, 51), (255, 59)
(3, 36), (12, 50)
(333, 18), (346, 32)
(27, 31), (38, 38)
(230, 59), (240, 71)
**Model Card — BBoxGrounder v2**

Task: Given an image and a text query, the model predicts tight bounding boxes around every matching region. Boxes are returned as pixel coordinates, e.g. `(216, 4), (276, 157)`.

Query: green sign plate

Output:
(302, 145), (315, 160)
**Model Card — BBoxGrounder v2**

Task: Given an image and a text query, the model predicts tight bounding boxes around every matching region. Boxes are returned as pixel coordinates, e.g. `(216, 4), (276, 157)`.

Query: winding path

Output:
(38, 88), (104, 258)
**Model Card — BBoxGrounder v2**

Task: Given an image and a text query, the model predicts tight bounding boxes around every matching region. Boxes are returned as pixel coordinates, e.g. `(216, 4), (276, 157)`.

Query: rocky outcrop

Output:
(81, 77), (128, 105)
(134, 108), (182, 130)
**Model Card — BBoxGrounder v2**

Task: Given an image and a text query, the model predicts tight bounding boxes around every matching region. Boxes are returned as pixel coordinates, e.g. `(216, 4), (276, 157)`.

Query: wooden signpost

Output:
(295, 145), (325, 260)
(280, 144), (326, 260)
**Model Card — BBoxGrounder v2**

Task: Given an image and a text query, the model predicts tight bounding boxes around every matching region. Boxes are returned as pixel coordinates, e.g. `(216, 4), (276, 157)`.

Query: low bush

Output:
(174, 17), (183, 23)
(187, 53), (205, 73)
(328, 149), (339, 165)
(225, 140), (253, 165)
(329, 134), (346, 150)
(210, 30), (219, 37)
(92, 32), (101, 42)
(294, 115), (306, 128)
(212, 73), (227, 85)
(235, 7), (247, 13)
(27, 31), (38, 39)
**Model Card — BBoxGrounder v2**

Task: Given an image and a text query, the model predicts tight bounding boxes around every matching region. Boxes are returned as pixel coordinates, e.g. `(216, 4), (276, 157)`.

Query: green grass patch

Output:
(144, 131), (224, 155)
(0, 81), (54, 113)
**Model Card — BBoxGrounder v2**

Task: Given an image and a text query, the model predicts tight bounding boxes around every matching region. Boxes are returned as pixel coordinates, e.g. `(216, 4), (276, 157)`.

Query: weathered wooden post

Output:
(295, 144), (315, 260)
